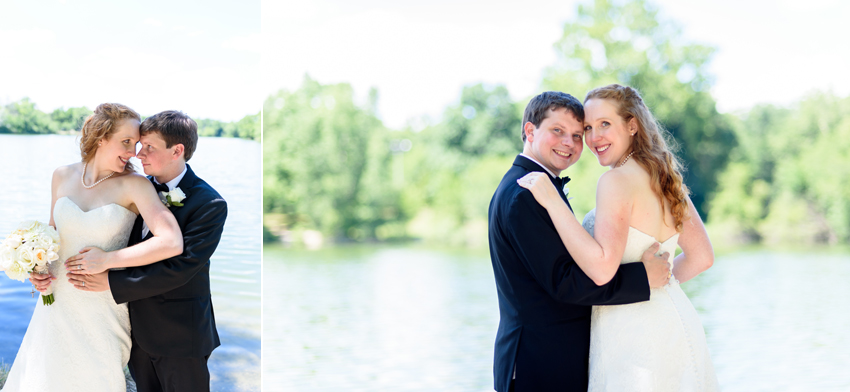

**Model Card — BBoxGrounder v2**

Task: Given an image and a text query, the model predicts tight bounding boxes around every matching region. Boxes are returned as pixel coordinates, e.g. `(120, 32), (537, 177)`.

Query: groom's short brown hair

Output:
(140, 110), (198, 161)
(521, 91), (584, 142)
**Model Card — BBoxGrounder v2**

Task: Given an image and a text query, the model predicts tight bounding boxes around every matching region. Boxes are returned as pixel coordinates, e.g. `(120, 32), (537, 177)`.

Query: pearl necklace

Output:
(618, 151), (635, 168)
(81, 162), (115, 189)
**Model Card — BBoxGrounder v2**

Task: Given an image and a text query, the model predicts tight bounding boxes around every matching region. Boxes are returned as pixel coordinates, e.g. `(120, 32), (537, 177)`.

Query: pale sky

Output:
(264, 0), (850, 129)
(0, 0), (260, 122)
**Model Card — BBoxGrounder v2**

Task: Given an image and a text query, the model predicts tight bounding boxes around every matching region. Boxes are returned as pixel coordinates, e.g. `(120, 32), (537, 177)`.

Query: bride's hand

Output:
(65, 247), (112, 275)
(29, 272), (56, 292)
(517, 172), (562, 210)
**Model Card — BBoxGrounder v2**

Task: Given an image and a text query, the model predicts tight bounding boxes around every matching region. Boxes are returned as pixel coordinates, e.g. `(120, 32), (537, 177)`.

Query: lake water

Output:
(263, 245), (850, 392)
(0, 134), (261, 392)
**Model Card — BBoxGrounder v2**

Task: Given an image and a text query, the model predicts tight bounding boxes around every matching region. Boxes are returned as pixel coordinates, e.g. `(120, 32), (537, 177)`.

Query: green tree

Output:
(399, 84), (521, 245)
(709, 92), (850, 245)
(263, 76), (402, 242)
(0, 98), (56, 134)
(196, 113), (259, 140)
(542, 0), (736, 219)
(50, 106), (92, 132)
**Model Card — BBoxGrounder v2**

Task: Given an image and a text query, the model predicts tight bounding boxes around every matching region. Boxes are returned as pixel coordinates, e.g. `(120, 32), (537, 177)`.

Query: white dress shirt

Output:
(141, 166), (188, 238)
(519, 153), (557, 178)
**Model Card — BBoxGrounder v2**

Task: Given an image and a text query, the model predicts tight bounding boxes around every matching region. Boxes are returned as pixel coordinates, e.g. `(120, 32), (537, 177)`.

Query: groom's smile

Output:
(523, 107), (584, 175)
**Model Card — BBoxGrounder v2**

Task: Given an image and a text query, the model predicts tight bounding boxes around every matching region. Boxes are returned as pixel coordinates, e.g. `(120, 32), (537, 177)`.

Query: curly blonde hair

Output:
(79, 103), (140, 174)
(585, 84), (690, 231)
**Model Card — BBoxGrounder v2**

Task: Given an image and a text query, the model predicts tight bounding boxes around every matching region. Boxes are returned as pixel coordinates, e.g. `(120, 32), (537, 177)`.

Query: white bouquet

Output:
(0, 220), (61, 305)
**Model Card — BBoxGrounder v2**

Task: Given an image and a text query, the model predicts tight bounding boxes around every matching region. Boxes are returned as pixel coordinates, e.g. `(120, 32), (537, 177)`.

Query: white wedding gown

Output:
(2, 197), (135, 392)
(583, 209), (718, 392)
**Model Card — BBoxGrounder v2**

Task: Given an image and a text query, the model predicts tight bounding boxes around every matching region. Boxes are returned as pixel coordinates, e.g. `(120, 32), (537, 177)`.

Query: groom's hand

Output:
(641, 243), (671, 288)
(68, 271), (110, 292)
(29, 272), (56, 292)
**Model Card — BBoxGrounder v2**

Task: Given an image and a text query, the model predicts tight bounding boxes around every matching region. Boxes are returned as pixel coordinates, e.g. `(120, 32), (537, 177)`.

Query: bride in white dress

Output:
(1, 103), (183, 392)
(519, 84), (718, 391)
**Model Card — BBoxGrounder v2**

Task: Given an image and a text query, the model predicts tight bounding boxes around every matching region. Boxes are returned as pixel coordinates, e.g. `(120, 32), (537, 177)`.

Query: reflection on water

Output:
(263, 246), (497, 391)
(264, 245), (850, 391)
(0, 135), (260, 392)
(685, 252), (850, 391)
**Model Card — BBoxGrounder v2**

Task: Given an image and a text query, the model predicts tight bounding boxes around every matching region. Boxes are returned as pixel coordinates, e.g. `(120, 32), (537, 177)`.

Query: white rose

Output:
(0, 246), (14, 271)
(3, 234), (23, 249)
(17, 220), (37, 232)
(23, 232), (40, 246)
(169, 188), (186, 203)
(37, 234), (54, 249)
(44, 225), (60, 242)
(33, 248), (49, 267)
(3, 260), (28, 282)
(16, 245), (36, 270)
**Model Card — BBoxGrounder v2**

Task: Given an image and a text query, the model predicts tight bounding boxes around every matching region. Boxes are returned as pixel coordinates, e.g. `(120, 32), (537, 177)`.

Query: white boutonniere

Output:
(159, 187), (186, 207)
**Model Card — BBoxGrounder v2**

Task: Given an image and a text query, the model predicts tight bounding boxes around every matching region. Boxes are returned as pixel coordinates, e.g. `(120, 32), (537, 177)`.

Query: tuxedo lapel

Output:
(138, 166), (196, 242)
(174, 165), (196, 201)
(513, 155), (573, 212)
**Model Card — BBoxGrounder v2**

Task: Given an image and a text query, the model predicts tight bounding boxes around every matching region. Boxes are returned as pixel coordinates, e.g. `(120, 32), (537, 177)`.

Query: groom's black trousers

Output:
(129, 337), (211, 392)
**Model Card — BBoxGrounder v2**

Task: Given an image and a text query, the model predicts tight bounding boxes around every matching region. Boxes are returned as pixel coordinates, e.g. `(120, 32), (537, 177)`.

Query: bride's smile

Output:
(91, 118), (140, 174)
(583, 98), (635, 168)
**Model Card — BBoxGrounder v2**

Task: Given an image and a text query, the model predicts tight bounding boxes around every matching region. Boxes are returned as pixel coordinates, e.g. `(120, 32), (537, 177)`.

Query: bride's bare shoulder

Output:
(53, 162), (82, 177)
(115, 172), (154, 191)
(115, 171), (148, 184)
(52, 163), (84, 187)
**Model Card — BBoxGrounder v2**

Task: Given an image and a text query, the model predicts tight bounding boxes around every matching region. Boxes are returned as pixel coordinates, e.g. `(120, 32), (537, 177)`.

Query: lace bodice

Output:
(582, 208), (678, 270)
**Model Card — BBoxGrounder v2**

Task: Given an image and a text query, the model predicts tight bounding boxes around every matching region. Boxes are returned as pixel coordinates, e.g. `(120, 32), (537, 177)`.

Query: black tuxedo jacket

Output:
(488, 155), (650, 392)
(109, 164), (227, 358)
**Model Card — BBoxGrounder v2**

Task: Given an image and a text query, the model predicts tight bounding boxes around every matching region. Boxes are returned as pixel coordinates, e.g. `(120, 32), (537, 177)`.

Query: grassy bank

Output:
(0, 361), (8, 389)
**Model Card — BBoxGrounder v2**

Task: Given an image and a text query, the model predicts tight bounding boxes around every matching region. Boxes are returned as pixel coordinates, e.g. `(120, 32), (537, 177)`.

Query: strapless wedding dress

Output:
(583, 209), (718, 392)
(2, 197), (135, 392)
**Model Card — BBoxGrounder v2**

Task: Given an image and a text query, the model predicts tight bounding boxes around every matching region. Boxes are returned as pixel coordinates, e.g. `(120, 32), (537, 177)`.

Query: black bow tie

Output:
(150, 178), (169, 193)
(553, 176), (571, 189)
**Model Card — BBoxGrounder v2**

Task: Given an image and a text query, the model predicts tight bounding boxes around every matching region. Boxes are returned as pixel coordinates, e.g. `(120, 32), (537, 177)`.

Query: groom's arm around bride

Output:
(489, 92), (670, 392)
(101, 111), (226, 392)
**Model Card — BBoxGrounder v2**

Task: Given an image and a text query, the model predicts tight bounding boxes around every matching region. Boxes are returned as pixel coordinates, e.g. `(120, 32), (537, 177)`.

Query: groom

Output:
(73, 111), (227, 392)
(488, 91), (671, 392)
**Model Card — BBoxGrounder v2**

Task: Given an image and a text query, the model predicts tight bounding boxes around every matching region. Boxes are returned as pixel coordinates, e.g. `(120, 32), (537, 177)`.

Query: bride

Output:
(1, 103), (183, 392)
(519, 84), (718, 391)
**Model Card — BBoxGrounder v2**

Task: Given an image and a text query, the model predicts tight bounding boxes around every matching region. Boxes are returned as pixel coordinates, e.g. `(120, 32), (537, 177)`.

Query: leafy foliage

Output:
(708, 92), (850, 245)
(263, 76), (401, 241)
(542, 0), (736, 219)
(263, 0), (847, 248)
(0, 98), (58, 134)
(0, 98), (258, 140)
(196, 113), (260, 140)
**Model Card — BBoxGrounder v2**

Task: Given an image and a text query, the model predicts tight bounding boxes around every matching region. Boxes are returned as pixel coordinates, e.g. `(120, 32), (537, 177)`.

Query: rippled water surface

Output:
(264, 245), (850, 392)
(0, 135), (260, 392)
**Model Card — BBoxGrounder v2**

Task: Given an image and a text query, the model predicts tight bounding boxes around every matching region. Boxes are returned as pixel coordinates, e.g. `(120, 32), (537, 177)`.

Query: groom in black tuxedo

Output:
(488, 92), (671, 392)
(85, 111), (226, 392)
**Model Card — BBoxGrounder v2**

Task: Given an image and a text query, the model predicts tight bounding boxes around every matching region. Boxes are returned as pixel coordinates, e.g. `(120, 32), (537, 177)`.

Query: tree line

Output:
(263, 0), (849, 247)
(0, 97), (260, 141)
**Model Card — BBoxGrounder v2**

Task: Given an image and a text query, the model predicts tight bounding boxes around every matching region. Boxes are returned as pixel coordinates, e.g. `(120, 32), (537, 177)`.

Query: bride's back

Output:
(619, 161), (679, 242)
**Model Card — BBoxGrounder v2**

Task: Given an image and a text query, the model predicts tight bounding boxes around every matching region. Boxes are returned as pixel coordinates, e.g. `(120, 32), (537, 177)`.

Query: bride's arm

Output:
(66, 175), (182, 274)
(28, 166), (65, 289)
(671, 195), (713, 283)
(518, 171), (631, 285)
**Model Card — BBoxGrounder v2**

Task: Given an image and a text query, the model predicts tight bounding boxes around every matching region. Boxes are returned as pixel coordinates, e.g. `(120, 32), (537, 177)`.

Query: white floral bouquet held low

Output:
(0, 221), (61, 305)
